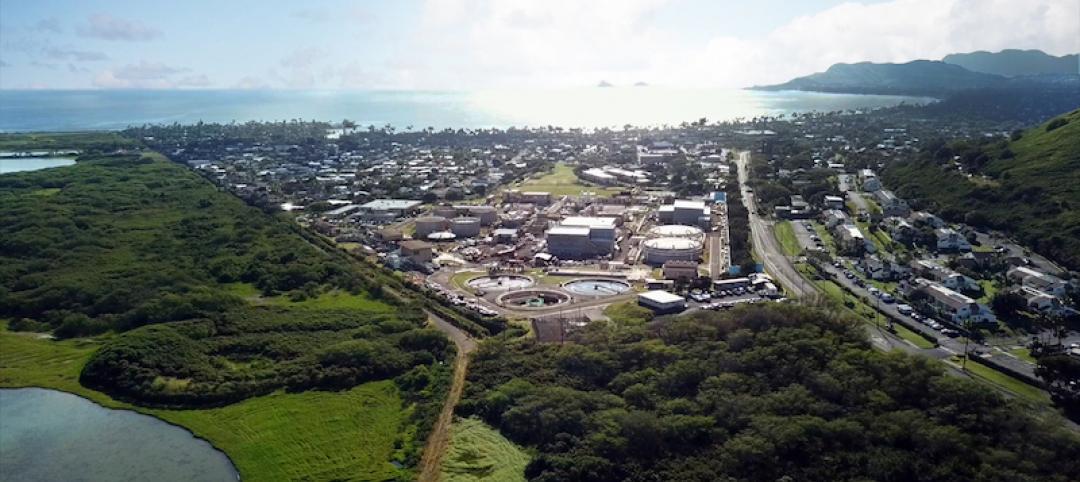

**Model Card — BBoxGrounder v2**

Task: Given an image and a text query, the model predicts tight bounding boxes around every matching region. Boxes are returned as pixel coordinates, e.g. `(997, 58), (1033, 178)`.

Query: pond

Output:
(0, 157), (76, 174)
(0, 388), (238, 482)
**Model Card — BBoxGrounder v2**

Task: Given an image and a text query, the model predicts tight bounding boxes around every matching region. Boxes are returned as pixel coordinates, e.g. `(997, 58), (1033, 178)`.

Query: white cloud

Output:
(398, 0), (1079, 89)
(78, 14), (161, 42)
(93, 61), (207, 88)
(45, 47), (108, 62)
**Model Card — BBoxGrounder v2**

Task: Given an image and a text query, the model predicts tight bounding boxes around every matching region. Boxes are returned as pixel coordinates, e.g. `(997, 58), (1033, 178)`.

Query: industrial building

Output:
(545, 217), (619, 260)
(638, 290), (686, 313)
(359, 199), (423, 223)
(658, 199), (711, 228)
(400, 240), (434, 264)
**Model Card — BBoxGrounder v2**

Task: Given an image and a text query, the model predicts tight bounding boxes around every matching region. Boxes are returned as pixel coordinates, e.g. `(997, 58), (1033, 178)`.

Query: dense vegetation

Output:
(459, 304), (1080, 481)
(0, 154), (383, 336)
(883, 109), (1080, 270)
(0, 150), (455, 473)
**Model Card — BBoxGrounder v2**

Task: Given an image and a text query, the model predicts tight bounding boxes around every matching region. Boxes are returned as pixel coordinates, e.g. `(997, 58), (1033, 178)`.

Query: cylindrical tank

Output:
(415, 216), (448, 238)
(450, 216), (482, 238)
(433, 206), (458, 219)
(469, 206), (497, 226)
(642, 237), (702, 265)
(646, 224), (705, 240)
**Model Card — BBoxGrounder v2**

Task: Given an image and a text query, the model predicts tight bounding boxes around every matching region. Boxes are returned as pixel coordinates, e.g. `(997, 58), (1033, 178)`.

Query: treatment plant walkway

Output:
(417, 310), (477, 482)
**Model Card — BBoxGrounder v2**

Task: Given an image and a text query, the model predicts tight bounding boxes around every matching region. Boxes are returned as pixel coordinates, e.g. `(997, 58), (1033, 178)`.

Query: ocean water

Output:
(0, 88), (932, 132)
(0, 388), (238, 482)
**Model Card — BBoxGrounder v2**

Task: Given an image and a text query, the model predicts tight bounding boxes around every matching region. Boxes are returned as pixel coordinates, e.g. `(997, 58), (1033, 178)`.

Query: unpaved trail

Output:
(417, 310), (477, 482)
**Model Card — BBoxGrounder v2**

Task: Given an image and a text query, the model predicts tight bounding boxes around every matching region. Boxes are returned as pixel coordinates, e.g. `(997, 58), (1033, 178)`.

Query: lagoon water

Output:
(0, 157), (76, 174)
(0, 88), (932, 132)
(0, 388), (238, 482)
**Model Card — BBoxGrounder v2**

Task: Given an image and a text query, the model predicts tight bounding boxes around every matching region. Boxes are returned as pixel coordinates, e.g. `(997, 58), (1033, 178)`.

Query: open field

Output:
(0, 323), (414, 481)
(441, 417), (531, 482)
(509, 163), (622, 197)
(774, 221), (801, 256)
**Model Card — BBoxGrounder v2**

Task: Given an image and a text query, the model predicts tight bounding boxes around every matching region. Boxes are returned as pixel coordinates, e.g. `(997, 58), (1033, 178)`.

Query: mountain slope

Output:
(944, 49), (1079, 77)
(883, 109), (1080, 270)
(753, 60), (1006, 96)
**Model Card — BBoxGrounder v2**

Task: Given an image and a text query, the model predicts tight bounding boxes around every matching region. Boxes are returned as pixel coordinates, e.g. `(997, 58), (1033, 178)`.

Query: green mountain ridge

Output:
(883, 108), (1080, 270)
(944, 49), (1079, 77)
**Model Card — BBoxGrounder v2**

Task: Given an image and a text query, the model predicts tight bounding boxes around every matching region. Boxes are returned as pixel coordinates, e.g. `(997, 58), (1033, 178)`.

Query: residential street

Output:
(735, 151), (816, 297)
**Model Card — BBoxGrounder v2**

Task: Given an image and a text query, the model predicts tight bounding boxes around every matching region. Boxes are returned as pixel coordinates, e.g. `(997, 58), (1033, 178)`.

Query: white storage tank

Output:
(415, 216), (448, 238)
(643, 237), (702, 265)
(450, 216), (482, 238)
(647, 224), (705, 241)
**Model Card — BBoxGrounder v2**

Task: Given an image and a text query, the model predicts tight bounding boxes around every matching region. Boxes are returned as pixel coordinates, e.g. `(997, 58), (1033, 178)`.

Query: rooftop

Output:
(547, 225), (591, 236)
(360, 199), (422, 211)
(639, 290), (685, 304)
(560, 216), (618, 229)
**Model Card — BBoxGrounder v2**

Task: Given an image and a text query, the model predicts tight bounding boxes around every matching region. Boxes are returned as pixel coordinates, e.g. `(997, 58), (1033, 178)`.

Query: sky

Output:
(0, 0), (1077, 90)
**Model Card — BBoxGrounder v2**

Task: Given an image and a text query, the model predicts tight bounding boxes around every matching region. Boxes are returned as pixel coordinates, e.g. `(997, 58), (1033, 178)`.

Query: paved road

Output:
(735, 151), (816, 298)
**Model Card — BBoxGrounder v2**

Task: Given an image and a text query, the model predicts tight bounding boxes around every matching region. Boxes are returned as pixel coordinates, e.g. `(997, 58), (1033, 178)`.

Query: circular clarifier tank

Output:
(561, 278), (632, 296)
(496, 289), (570, 308)
(466, 275), (534, 291)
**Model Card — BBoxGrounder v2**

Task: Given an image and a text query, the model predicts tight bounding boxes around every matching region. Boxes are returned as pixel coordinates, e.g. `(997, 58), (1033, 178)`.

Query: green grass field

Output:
(509, 163), (622, 197)
(603, 301), (655, 326)
(442, 417), (531, 482)
(1009, 347), (1037, 364)
(0, 324), (414, 481)
(222, 283), (395, 311)
(774, 221), (801, 256)
(947, 355), (1050, 405)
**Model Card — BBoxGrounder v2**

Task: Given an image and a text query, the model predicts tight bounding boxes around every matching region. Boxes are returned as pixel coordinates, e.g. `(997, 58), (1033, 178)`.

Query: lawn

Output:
(603, 301), (655, 326)
(812, 279), (934, 349)
(441, 417), (531, 482)
(774, 221), (801, 256)
(0, 324), (415, 481)
(1009, 347), (1037, 364)
(977, 279), (1000, 304)
(222, 283), (395, 311)
(509, 163), (622, 197)
(947, 355), (1050, 405)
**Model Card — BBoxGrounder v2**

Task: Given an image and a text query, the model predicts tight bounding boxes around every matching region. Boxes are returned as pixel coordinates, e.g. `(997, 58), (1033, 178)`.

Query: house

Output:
(935, 228), (971, 252)
(1020, 286), (1064, 313)
(919, 281), (997, 325)
(858, 169), (882, 191)
(662, 260), (699, 280)
(910, 260), (978, 292)
(822, 209), (848, 229)
(823, 195), (845, 210)
(910, 211), (945, 229)
(873, 190), (910, 217)
(833, 223), (873, 255)
(883, 217), (915, 243)
(861, 254), (909, 281)
(1007, 266), (1068, 297)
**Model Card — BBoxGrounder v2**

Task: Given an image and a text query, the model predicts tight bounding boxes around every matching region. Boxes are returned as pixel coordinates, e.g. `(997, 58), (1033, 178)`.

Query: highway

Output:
(735, 151), (816, 298)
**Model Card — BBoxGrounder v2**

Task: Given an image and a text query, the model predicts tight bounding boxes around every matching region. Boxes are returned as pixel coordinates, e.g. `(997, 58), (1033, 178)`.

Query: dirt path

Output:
(417, 310), (477, 482)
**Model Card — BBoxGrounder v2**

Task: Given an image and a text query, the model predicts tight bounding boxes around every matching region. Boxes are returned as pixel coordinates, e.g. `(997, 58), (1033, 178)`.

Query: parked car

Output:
(880, 293), (895, 303)
(897, 304), (913, 315)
